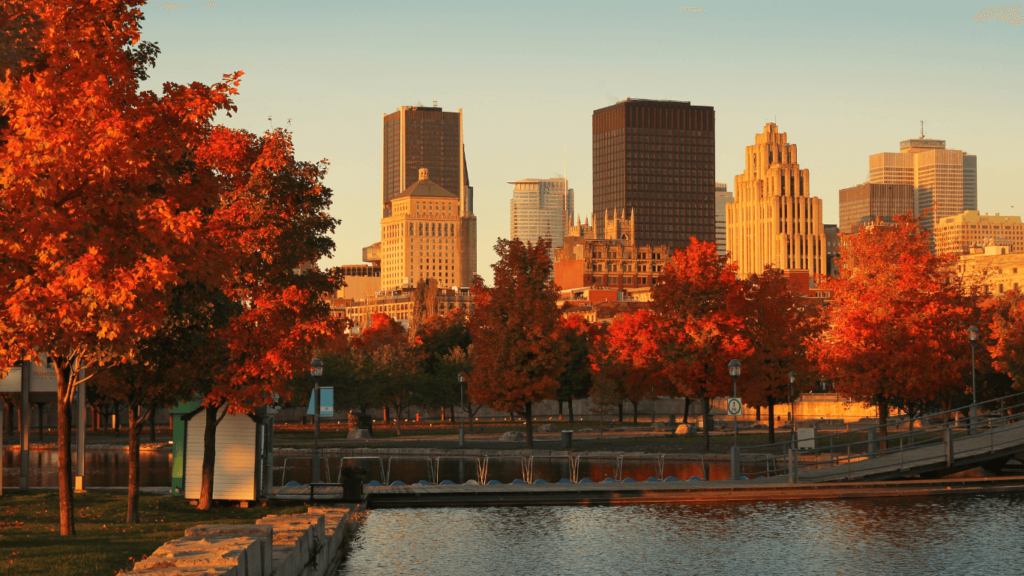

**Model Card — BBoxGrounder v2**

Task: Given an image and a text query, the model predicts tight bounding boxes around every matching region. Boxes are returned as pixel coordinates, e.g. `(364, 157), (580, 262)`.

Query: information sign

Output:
(727, 397), (742, 416)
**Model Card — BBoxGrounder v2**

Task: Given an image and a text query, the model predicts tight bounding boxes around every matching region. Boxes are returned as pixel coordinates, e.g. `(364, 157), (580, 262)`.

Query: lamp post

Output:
(968, 325), (979, 434)
(458, 372), (466, 448)
(311, 358), (324, 484)
(728, 359), (742, 480)
(788, 372), (797, 452)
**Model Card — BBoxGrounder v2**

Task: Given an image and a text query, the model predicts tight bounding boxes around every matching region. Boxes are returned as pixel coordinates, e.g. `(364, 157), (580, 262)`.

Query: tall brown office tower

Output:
(592, 99), (716, 249)
(382, 105), (465, 218)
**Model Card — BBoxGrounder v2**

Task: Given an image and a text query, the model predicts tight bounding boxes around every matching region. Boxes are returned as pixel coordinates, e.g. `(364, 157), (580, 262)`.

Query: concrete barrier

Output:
(183, 525), (273, 576)
(133, 534), (261, 576)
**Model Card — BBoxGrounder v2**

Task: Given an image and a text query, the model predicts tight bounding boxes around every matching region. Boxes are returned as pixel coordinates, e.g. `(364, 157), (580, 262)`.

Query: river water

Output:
(338, 495), (1024, 576)
(1, 449), (172, 487)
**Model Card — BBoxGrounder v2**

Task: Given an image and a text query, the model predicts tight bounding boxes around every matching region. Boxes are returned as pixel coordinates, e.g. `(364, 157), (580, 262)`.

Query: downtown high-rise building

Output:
(380, 104), (476, 286)
(714, 182), (733, 257)
(838, 183), (915, 234)
(726, 123), (826, 279)
(382, 105), (468, 218)
(592, 98), (716, 249)
(509, 177), (574, 263)
(868, 135), (977, 235)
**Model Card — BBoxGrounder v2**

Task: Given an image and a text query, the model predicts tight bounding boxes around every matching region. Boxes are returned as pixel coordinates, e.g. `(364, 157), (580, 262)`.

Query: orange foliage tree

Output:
(0, 0), (242, 534)
(352, 313), (422, 435)
(599, 310), (672, 423)
(989, 289), (1024, 388)
(652, 238), (750, 451)
(468, 238), (567, 447)
(810, 216), (983, 442)
(736, 266), (820, 443)
(555, 314), (596, 423)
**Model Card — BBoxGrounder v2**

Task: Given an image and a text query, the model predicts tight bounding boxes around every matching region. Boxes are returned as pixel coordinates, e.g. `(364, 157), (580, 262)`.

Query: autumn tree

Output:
(353, 314), (422, 435)
(600, 310), (672, 423)
(415, 309), (471, 420)
(810, 216), (983, 443)
(555, 314), (595, 422)
(736, 266), (820, 443)
(990, 289), (1024, 387)
(653, 239), (750, 451)
(0, 0), (243, 534)
(469, 238), (567, 447)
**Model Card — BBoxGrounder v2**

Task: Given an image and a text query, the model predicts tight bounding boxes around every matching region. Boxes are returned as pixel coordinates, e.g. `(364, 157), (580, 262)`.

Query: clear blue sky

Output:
(139, 1), (1023, 282)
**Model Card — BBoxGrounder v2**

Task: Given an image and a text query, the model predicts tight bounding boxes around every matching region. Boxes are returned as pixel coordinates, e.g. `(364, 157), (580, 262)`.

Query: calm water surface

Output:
(2, 449), (172, 487)
(339, 495), (1024, 576)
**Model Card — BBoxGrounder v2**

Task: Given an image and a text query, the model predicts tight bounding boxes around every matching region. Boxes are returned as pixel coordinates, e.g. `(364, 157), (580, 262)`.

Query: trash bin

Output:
(340, 464), (368, 502)
(561, 430), (573, 449)
(348, 410), (373, 437)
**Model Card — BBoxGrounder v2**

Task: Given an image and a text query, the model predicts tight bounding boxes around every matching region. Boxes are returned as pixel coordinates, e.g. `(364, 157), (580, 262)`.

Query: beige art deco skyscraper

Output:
(726, 123), (826, 279)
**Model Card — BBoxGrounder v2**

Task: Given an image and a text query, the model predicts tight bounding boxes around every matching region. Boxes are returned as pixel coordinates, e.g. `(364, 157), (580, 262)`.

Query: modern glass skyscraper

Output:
(592, 98), (716, 249)
(382, 105), (464, 218)
(509, 177), (573, 262)
(868, 136), (977, 235)
(714, 182), (733, 257)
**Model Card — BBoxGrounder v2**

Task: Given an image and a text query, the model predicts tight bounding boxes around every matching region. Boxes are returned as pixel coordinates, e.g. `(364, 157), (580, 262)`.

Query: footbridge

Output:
(741, 391), (1024, 484)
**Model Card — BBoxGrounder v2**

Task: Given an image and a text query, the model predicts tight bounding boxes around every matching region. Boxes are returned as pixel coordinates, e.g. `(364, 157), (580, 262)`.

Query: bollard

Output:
(458, 426), (465, 448)
(702, 462), (710, 482)
(788, 448), (798, 484)
(945, 427), (954, 467)
(867, 427), (876, 459)
(561, 430), (573, 449)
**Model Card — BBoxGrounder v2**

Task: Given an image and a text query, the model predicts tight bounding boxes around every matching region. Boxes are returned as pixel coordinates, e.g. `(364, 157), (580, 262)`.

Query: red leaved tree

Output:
(652, 238), (750, 451)
(602, 310), (672, 423)
(736, 266), (821, 443)
(468, 238), (567, 447)
(810, 216), (983, 444)
(989, 289), (1024, 388)
(0, 0), (241, 534)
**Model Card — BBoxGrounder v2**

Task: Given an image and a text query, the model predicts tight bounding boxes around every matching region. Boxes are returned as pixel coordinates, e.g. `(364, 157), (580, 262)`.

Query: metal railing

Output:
(738, 391), (1024, 482)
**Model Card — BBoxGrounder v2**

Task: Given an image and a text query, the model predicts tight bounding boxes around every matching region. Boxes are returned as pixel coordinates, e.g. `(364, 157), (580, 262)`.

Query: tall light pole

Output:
(968, 325), (979, 434)
(788, 372), (797, 452)
(728, 359), (742, 480)
(311, 358), (324, 484)
(458, 372), (466, 448)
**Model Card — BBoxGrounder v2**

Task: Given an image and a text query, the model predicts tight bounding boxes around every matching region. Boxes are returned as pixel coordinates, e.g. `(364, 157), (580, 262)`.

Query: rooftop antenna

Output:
(920, 120), (925, 138)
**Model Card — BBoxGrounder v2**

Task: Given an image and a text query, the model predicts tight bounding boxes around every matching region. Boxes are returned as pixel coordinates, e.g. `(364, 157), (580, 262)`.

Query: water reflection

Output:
(279, 456), (733, 485)
(1, 449), (172, 487)
(340, 495), (1024, 575)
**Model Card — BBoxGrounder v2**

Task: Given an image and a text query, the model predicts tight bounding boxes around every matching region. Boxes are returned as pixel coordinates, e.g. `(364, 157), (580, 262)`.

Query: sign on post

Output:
(727, 397), (743, 416)
(307, 387), (334, 417)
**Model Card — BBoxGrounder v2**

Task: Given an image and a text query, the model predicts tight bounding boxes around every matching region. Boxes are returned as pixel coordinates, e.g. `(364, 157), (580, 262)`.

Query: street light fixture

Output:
(458, 372), (466, 448)
(728, 359), (742, 480)
(311, 358), (323, 484)
(968, 326), (979, 434)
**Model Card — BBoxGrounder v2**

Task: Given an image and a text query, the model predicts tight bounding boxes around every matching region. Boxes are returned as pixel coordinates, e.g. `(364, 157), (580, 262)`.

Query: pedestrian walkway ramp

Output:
(740, 391), (1024, 483)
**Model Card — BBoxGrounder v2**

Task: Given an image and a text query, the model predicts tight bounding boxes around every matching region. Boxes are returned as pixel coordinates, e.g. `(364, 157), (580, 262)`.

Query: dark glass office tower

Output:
(382, 105), (463, 218)
(592, 98), (715, 248)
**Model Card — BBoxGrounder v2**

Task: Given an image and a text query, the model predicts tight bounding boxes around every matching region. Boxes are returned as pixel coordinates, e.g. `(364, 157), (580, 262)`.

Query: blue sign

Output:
(307, 387), (334, 416)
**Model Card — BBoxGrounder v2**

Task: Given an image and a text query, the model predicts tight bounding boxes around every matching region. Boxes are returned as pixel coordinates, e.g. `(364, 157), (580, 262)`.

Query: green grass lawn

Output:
(0, 491), (306, 576)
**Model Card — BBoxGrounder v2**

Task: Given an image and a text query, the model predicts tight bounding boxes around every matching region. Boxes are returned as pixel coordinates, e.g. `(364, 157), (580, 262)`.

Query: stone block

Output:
(650, 422), (668, 430)
(184, 526), (273, 576)
(499, 431), (524, 442)
(347, 428), (372, 439)
(134, 535), (259, 576)
(674, 424), (695, 435)
(537, 423), (557, 433)
(128, 567), (236, 576)
(307, 507), (350, 559)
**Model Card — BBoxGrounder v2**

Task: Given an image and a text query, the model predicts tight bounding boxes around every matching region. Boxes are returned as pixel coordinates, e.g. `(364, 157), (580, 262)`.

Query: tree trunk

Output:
(127, 403), (141, 524)
(567, 396), (574, 423)
(683, 398), (691, 424)
(631, 399), (638, 423)
(701, 396), (710, 452)
(558, 401), (563, 420)
(4, 399), (13, 435)
(877, 399), (889, 451)
(756, 406), (761, 422)
(197, 404), (220, 511)
(768, 402), (776, 445)
(441, 405), (446, 422)
(149, 406), (156, 443)
(55, 364), (76, 536)
(382, 406), (389, 422)
(525, 402), (534, 448)
(449, 404), (455, 423)
(618, 402), (624, 423)
(394, 404), (402, 435)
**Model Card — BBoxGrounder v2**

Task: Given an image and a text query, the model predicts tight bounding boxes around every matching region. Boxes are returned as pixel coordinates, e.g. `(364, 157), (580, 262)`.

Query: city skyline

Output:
(137, 1), (1024, 282)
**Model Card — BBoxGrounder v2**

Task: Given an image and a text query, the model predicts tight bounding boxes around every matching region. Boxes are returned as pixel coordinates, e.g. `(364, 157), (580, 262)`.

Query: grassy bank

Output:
(0, 491), (305, 576)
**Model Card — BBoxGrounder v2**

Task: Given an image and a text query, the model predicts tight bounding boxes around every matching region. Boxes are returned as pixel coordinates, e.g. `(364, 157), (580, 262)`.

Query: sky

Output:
(138, 0), (1024, 283)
